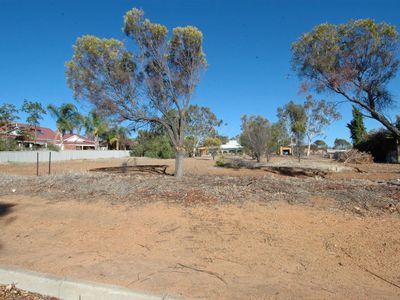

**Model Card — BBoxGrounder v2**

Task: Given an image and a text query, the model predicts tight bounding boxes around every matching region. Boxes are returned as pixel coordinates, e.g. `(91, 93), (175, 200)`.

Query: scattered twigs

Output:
(176, 263), (227, 285)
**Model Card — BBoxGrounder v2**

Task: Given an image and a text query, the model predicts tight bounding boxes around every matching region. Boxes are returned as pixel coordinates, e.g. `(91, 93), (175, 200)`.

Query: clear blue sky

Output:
(1, 0), (400, 146)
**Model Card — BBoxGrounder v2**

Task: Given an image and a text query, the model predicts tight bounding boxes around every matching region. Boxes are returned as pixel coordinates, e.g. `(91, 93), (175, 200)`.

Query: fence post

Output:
(36, 152), (39, 176)
(48, 152), (51, 175)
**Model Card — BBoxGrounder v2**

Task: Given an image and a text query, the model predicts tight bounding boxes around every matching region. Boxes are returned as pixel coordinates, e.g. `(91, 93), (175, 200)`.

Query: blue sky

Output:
(1, 0), (400, 146)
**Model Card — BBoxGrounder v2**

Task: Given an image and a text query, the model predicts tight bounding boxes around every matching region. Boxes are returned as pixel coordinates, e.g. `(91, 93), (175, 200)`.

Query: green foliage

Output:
(47, 103), (83, 136)
(130, 130), (175, 159)
(21, 100), (46, 128)
(333, 138), (352, 150)
(0, 138), (19, 151)
(292, 19), (400, 140)
(0, 103), (19, 127)
(347, 106), (367, 146)
(47, 143), (60, 152)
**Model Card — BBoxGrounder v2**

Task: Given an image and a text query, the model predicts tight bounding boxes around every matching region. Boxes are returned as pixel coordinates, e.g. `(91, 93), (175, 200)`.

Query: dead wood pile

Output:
(336, 149), (373, 164)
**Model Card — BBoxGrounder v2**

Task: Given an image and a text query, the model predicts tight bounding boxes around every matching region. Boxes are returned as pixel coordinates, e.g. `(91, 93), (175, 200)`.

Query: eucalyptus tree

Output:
(47, 103), (83, 149)
(21, 100), (46, 144)
(278, 102), (307, 162)
(292, 19), (400, 160)
(67, 8), (207, 177)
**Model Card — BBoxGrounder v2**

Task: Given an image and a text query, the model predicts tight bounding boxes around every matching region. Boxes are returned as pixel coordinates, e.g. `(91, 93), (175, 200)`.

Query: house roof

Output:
(221, 140), (243, 150)
(16, 123), (57, 142)
(63, 134), (96, 145)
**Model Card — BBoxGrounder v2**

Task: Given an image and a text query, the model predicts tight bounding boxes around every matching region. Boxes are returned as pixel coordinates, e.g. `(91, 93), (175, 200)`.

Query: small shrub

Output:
(215, 155), (225, 167)
(47, 143), (60, 152)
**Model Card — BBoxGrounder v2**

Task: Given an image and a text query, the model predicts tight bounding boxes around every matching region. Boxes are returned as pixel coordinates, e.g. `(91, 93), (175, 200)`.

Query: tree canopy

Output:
(292, 19), (400, 153)
(334, 138), (352, 150)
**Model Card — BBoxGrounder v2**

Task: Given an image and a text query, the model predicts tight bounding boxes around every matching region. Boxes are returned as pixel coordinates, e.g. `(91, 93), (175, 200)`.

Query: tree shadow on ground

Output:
(0, 202), (17, 250)
(0, 202), (15, 217)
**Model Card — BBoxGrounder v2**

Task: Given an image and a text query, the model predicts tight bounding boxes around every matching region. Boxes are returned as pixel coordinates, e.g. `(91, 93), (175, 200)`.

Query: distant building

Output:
(0, 123), (96, 150)
(279, 146), (292, 156)
(220, 140), (243, 154)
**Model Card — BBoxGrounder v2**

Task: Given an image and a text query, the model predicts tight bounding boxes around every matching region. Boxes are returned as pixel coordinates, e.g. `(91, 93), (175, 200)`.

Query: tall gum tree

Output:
(66, 8), (207, 177)
(292, 19), (400, 161)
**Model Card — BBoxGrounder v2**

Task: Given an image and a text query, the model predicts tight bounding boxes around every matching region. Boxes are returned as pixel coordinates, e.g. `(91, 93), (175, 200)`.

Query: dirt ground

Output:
(1, 155), (399, 180)
(0, 156), (400, 299)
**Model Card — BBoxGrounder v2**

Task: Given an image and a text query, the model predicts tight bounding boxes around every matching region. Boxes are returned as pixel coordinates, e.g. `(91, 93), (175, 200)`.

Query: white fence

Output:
(0, 150), (130, 163)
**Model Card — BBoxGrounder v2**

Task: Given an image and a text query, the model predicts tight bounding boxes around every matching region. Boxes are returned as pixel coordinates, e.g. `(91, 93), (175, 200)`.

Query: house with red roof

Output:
(61, 133), (96, 150)
(0, 123), (96, 150)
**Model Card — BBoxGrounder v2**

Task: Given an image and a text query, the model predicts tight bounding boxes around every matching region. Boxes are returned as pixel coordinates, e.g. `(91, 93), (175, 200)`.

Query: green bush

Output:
(0, 138), (19, 151)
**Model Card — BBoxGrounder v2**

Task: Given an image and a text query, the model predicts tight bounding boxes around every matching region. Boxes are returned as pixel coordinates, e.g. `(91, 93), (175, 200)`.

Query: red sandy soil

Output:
(1, 194), (399, 299)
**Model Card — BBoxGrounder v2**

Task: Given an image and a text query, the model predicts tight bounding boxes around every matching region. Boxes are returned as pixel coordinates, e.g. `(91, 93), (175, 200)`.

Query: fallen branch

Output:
(176, 263), (227, 285)
(341, 248), (400, 289)
(137, 243), (150, 251)
(159, 226), (181, 235)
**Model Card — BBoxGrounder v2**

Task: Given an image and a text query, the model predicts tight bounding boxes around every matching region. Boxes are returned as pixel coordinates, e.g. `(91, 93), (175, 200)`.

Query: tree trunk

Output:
(175, 150), (185, 177)
(306, 136), (311, 157)
(95, 134), (99, 150)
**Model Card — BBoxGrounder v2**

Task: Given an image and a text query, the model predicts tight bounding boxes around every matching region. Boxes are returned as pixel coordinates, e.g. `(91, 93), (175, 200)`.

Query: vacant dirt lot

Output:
(0, 156), (400, 299)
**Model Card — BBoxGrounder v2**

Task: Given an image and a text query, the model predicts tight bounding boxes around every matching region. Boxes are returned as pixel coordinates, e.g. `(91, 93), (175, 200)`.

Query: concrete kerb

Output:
(0, 266), (180, 300)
